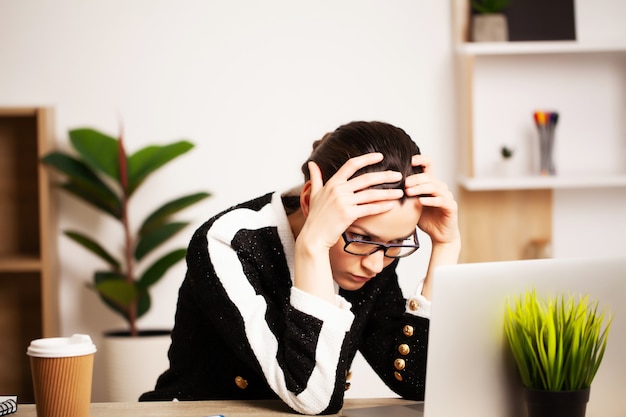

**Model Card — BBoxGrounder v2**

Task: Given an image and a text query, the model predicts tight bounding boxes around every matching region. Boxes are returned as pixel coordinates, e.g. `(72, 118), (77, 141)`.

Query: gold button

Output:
(403, 325), (414, 337)
(398, 344), (410, 355)
(344, 382), (351, 391)
(408, 299), (419, 311)
(394, 371), (403, 381)
(235, 376), (248, 389)
(394, 358), (406, 371)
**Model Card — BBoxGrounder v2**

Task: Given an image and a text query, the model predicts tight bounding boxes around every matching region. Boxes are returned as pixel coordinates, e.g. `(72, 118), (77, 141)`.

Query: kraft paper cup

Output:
(27, 334), (97, 417)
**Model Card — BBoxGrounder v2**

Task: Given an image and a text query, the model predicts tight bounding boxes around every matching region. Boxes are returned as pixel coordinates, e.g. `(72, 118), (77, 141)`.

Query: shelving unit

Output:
(0, 107), (58, 402)
(457, 40), (626, 55)
(452, 1), (626, 262)
(459, 174), (626, 191)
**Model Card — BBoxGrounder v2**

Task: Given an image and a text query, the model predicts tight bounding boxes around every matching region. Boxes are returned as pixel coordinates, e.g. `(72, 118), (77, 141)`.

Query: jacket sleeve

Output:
(190, 203), (355, 414)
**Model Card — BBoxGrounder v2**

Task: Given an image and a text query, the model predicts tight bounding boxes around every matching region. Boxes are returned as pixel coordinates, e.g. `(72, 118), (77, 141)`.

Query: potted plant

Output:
(496, 145), (515, 177)
(500, 145), (514, 159)
(504, 290), (612, 417)
(42, 127), (210, 401)
(471, 0), (511, 42)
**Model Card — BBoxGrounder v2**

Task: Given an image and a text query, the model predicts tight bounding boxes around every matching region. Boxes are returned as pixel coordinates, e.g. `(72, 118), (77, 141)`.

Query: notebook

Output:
(345, 256), (626, 417)
(0, 396), (17, 416)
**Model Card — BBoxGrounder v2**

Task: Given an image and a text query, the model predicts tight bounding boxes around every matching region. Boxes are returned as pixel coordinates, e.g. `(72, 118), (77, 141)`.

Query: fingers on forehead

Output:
(412, 154), (432, 170)
(337, 153), (384, 177)
(350, 170), (403, 191)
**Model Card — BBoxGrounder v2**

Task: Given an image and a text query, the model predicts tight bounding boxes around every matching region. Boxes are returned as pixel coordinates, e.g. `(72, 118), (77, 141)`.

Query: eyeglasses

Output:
(341, 230), (420, 259)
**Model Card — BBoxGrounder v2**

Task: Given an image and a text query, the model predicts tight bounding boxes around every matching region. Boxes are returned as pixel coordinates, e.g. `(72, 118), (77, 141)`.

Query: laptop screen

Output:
(423, 256), (626, 417)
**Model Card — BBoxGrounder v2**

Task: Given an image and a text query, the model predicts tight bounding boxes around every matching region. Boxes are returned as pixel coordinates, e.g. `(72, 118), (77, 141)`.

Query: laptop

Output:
(345, 256), (626, 417)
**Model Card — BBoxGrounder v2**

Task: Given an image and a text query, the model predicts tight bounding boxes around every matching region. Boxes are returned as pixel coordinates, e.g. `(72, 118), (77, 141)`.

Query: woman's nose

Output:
(361, 250), (386, 274)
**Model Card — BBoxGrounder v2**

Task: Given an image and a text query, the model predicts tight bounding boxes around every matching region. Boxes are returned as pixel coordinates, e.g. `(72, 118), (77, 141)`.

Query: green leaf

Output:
(92, 272), (151, 322)
(139, 192), (210, 236)
(42, 152), (122, 218)
(134, 221), (188, 261)
(127, 141), (194, 196)
(136, 289), (151, 320)
(95, 276), (137, 309)
(64, 230), (121, 270)
(138, 248), (186, 288)
(61, 181), (122, 219)
(69, 128), (121, 181)
(90, 272), (132, 323)
(42, 152), (106, 187)
(472, 0), (510, 14)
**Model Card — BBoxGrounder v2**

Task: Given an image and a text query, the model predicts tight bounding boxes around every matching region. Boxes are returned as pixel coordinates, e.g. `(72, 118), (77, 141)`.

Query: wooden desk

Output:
(15, 398), (418, 416)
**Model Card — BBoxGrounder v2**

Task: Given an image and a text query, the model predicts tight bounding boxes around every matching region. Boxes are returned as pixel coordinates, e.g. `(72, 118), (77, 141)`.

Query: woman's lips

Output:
(350, 273), (374, 283)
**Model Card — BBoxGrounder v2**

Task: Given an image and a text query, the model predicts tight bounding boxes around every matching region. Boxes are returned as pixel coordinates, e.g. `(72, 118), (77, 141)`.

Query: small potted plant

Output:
(500, 145), (514, 159)
(497, 145), (515, 176)
(42, 127), (210, 400)
(471, 0), (511, 42)
(504, 290), (612, 417)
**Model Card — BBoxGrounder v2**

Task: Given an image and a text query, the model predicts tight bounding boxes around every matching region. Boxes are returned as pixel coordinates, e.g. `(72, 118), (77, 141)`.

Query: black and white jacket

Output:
(140, 191), (430, 415)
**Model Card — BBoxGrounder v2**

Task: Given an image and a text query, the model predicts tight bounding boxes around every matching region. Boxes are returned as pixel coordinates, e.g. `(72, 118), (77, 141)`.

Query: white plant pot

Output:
(496, 158), (516, 177)
(472, 14), (508, 42)
(102, 330), (171, 402)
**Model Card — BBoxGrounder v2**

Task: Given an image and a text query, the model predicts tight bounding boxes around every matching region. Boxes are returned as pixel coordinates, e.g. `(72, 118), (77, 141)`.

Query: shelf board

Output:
(0, 255), (42, 272)
(0, 107), (38, 116)
(457, 41), (626, 56)
(459, 174), (626, 191)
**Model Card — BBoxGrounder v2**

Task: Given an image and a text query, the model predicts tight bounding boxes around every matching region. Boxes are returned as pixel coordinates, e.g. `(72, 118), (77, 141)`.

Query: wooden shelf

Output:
(0, 255), (43, 272)
(0, 107), (57, 403)
(459, 174), (626, 191)
(457, 41), (626, 56)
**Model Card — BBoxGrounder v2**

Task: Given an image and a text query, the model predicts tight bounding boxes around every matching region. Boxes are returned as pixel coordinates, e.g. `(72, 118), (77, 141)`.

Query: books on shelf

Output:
(0, 397), (17, 416)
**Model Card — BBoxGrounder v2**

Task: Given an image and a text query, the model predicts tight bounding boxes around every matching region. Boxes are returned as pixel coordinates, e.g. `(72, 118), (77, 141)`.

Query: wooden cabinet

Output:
(452, 1), (626, 262)
(0, 107), (58, 402)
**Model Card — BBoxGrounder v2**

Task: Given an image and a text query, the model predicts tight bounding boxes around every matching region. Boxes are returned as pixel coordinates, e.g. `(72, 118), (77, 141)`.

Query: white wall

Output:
(553, 0), (626, 259)
(0, 0), (456, 401)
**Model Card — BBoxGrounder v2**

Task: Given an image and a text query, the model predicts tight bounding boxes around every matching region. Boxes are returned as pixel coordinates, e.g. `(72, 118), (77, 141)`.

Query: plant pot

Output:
(524, 387), (590, 417)
(102, 330), (171, 402)
(472, 14), (508, 42)
(496, 158), (515, 177)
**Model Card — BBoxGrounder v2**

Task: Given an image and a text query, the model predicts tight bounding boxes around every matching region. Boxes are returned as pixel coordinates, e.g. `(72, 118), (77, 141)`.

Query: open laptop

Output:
(345, 256), (626, 417)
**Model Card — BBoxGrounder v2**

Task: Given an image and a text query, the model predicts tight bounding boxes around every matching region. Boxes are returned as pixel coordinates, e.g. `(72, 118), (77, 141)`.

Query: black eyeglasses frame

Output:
(341, 229), (420, 259)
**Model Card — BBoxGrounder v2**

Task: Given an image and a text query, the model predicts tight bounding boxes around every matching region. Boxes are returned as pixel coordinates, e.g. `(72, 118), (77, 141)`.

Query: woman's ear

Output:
(300, 181), (312, 217)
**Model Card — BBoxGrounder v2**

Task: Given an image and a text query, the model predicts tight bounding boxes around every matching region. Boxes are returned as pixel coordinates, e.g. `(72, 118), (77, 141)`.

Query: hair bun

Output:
(312, 132), (333, 151)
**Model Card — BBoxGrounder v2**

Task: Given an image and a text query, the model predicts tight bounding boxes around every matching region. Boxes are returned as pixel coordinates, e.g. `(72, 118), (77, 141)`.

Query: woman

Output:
(140, 121), (461, 415)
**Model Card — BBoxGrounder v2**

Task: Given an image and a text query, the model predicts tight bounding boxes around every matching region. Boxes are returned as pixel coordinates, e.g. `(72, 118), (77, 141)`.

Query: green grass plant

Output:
(504, 290), (612, 391)
(472, 0), (510, 14)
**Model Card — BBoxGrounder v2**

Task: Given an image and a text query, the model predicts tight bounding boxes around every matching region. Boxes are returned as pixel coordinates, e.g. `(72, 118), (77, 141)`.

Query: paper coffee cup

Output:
(27, 334), (97, 417)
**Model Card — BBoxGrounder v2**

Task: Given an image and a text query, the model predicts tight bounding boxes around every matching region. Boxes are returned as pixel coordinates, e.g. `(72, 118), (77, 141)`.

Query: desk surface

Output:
(15, 398), (418, 416)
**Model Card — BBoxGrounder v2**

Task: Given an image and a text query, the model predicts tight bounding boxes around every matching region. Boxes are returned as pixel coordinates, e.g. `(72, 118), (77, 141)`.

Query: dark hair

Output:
(301, 121), (422, 194)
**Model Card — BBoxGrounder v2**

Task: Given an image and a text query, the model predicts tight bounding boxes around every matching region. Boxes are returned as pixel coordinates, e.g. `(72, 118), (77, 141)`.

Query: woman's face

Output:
(329, 199), (422, 291)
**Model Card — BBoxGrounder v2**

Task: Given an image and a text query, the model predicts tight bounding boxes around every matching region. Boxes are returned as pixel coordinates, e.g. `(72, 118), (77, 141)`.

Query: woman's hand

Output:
(302, 153), (404, 251)
(404, 155), (460, 245)
(404, 154), (461, 299)
(294, 153), (403, 303)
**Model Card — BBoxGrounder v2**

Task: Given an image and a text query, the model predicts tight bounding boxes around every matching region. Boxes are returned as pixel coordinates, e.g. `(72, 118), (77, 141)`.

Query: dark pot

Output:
(525, 387), (590, 417)
(104, 329), (171, 338)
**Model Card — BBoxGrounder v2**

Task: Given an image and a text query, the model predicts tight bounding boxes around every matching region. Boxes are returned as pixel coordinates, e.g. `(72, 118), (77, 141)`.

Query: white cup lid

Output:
(27, 334), (97, 358)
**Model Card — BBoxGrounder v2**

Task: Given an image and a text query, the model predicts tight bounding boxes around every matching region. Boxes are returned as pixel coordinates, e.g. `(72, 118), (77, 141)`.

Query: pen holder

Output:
(534, 111), (558, 176)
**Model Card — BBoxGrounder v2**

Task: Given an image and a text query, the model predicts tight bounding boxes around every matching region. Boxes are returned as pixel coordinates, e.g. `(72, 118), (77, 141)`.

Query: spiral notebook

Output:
(0, 397), (17, 416)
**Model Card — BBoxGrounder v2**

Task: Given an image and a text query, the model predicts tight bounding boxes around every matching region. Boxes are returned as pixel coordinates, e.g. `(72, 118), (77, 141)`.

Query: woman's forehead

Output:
(351, 201), (421, 240)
